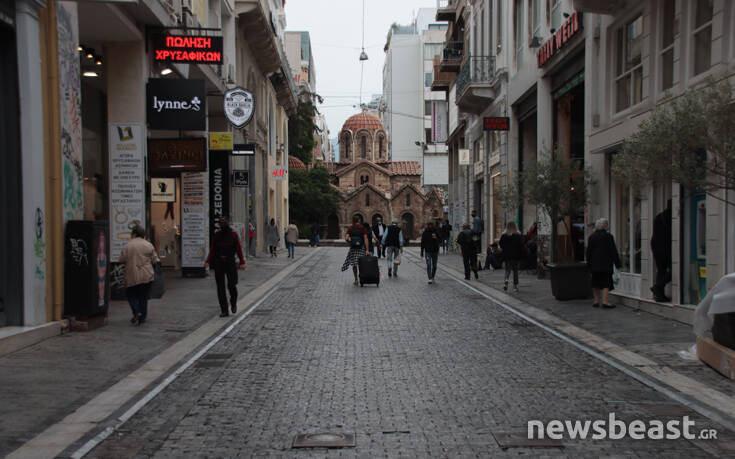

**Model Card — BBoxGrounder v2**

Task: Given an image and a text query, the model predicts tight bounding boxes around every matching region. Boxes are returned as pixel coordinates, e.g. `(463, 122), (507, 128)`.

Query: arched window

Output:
(365, 193), (370, 207)
(343, 134), (351, 160)
(361, 136), (367, 159)
(378, 136), (384, 158)
(406, 193), (411, 207)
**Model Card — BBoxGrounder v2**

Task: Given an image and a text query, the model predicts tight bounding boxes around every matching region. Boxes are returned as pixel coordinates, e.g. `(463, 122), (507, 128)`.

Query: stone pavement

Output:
(419, 248), (735, 397)
(0, 250), (308, 458)
(82, 248), (733, 458)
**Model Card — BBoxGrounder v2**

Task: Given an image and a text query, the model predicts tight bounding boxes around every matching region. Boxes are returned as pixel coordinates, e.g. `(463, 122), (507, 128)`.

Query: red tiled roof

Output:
(390, 161), (422, 176)
(288, 155), (307, 170)
(341, 112), (384, 133)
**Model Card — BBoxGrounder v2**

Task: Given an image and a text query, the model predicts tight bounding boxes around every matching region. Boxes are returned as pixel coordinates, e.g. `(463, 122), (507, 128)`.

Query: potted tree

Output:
(500, 149), (595, 300)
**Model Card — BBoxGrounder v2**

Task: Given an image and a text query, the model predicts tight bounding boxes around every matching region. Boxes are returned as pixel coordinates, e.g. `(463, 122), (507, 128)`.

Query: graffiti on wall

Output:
(57, 2), (84, 221)
(34, 208), (46, 280)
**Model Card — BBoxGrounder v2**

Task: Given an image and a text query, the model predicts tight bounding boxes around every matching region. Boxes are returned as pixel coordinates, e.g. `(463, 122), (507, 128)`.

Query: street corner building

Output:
(320, 112), (446, 241)
(0, 0), (296, 350)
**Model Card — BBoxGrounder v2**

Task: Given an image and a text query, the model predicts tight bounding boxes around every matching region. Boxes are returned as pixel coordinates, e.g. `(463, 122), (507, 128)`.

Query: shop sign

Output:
(232, 170), (249, 187)
(151, 178), (176, 202)
(149, 138), (207, 173)
(270, 166), (288, 181)
(483, 117), (510, 131)
(209, 151), (230, 240)
(152, 33), (223, 64)
(537, 11), (583, 67)
(232, 143), (256, 156)
(181, 172), (209, 268)
(209, 132), (233, 150)
(458, 148), (470, 165)
(108, 123), (145, 260)
(431, 101), (448, 143)
(147, 78), (206, 131)
(224, 87), (255, 128)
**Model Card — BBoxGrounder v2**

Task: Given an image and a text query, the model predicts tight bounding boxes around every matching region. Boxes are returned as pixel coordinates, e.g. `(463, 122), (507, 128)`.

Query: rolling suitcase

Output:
(358, 255), (380, 287)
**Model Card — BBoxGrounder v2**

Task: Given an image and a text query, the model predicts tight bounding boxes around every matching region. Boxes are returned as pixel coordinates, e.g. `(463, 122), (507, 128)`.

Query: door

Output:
(402, 213), (415, 241)
(681, 194), (707, 304)
(327, 214), (340, 239)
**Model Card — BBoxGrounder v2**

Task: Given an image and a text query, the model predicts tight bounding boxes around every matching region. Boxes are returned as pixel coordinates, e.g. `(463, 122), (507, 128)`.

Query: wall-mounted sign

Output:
(483, 117), (510, 131)
(181, 172), (209, 268)
(431, 101), (448, 143)
(232, 170), (249, 187)
(109, 123), (145, 260)
(209, 132), (233, 150)
(270, 166), (288, 181)
(537, 12), (583, 67)
(151, 178), (176, 202)
(149, 138), (207, 173)
(209, 151), (230, 240)
(458, 148), (470, 165)
(232, 143), (255, 156)
(152, 33), (223, 64)
(224, 87), (255, 128)
(147, 78), (206, 131)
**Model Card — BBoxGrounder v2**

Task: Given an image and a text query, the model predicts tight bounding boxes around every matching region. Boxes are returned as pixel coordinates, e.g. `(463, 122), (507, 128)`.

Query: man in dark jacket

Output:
(372, 217), (387, 258)
(382, 219), (404, 277)
(650, 201), (672, 302)
(456, 223), (479, 280)
(440, 220), (452, 253)
(205, 216), (246, 317)
(420, 222), (441, 284)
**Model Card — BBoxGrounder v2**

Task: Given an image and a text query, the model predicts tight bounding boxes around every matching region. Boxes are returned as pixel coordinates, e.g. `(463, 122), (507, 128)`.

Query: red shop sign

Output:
(483, 117), (510, 131)
(152, 33), (223, 64)
(536, 12), (583, 68)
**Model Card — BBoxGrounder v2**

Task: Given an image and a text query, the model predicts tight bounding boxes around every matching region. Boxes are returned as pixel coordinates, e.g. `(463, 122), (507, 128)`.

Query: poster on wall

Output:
(109, 123), (145, 260)
(151, 178), (176, 202)
(181, 172), (209, 268)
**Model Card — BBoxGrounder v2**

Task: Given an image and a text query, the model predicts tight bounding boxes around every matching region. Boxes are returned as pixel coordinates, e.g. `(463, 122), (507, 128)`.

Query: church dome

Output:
(341, 112), (384, 133)
(288, 155), (307, 170)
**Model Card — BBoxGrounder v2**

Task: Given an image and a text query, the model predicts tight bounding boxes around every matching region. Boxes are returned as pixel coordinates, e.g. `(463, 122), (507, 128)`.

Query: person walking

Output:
(341, 215), (370, 285)
(363, 219), (375, 256)
(381, 219), (404, 278)
(119, 225), (159, 325)
(266, 218), (280, 257)
(456, 223), (478, 280)
(471, 210), (484, 270)
(420, 221), (441, 284)
(372, 217), (387, 258)
(440, 220), (452, 253)
(247, 221), (255, 254)
(499, 222), (524, 292)
(586, 218), (622, 309)
(650, 201), (672, 302)
(205, 217), (246, 317)
(285, 222), (299, 259)
(309, 221), (319, 247)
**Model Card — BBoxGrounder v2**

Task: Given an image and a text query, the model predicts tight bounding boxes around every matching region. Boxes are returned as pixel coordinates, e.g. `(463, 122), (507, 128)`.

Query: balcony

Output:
(573, 0), (625, 14)
(439, 41), (463, 73)
(431, 55), (453, 91)
(455, 56), (496, 114)
(435, 0), (456, 22)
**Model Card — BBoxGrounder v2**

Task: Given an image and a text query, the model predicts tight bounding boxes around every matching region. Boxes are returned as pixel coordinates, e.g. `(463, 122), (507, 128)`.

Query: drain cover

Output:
(492, 431), (563, 449)
(292, 432), (356, 448)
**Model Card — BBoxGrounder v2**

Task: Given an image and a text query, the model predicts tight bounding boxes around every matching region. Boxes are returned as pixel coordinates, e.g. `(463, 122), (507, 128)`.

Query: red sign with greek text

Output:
(536, 12), (583, 68)
(483, 117), (510, 131)
(152, 33), (223, 64)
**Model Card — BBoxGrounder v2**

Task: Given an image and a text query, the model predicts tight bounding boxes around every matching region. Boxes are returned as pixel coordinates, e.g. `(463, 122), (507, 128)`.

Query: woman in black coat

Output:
(586, 218), (622, 309)
(499, 221), (524, 292)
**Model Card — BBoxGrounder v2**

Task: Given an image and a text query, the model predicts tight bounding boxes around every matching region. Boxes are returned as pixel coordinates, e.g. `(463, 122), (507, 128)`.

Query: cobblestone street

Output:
(83, 248), (730, 458)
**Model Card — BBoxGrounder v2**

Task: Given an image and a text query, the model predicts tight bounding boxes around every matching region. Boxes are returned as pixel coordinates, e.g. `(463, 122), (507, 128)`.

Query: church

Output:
(319, 112), (445, 240)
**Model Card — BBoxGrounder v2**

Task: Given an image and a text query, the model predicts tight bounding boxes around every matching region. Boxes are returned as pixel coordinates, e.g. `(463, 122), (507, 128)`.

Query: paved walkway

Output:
(77, 248), (732, 458)
(0, 250), (309, 457)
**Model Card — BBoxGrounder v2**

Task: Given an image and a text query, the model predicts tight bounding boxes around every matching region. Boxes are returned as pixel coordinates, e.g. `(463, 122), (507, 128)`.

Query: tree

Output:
(288, 166), (339, 227)
(288, 89), (323, 165)
(611, 79), (735, 205)
(499, 150), (594, 262)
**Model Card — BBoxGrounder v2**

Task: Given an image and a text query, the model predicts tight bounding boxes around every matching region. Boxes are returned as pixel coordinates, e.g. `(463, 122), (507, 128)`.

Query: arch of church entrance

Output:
(327, 214), (340, 239)
(402, 212), (415, 241)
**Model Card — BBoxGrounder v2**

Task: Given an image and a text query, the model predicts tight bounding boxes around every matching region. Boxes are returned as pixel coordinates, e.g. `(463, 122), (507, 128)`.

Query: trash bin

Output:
(64, 220), (109, 318)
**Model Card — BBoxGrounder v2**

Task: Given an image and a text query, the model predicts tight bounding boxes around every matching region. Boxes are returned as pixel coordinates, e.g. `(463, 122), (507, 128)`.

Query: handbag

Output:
(612, 267), (621, 286)
(149, 262), (165, 299)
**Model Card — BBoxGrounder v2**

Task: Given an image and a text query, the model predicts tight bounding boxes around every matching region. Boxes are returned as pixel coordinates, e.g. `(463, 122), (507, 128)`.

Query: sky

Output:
(284, 0), (438, 140)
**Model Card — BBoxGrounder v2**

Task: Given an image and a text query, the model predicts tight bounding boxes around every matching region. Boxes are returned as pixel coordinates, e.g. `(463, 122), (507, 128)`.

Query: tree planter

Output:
(713, 313), (735, 351)
(548, 262), (591, 300)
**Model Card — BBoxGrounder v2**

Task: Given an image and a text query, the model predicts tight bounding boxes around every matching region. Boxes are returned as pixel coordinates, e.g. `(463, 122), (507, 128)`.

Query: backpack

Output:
(350, 226), (364, 249)
(214, 230), (237, 262)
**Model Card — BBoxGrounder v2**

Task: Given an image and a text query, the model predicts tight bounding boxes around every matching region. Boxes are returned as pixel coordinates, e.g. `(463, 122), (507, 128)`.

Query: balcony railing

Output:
(455, 55), (495, 96)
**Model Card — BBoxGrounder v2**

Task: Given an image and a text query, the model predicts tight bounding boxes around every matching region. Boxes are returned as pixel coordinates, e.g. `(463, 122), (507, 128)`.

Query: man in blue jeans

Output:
(420, 221), (441, 284)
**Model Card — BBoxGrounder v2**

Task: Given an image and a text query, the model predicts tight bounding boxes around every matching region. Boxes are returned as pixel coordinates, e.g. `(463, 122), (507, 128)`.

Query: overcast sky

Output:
(284, 0), (438, 139)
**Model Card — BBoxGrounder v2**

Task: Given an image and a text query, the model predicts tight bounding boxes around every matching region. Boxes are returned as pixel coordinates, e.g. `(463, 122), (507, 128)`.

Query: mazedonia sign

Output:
(152, 34), (223, 64)
(147, 78), (206, 130)
(536, 12), (583, 68)
(224, 87), (255, 128)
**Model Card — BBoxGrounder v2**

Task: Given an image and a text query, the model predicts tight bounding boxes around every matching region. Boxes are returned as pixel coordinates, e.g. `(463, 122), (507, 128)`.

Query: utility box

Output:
(64, 220), (110, 318)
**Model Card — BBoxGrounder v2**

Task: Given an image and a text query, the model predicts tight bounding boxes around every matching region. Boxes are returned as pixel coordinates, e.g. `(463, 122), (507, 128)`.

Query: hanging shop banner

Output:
(537, 11), (583, 67)
(152, 33), (223, 64)
(109, 123), (145, 260)
(148, 138), (207, 173)
(483, 117), (510, 131)
(270, 165), (288, 181)
(209, 132), (233, 151)
(431, 101), (448, 143)
(181, 172), (209, 268)
(147, 78), (206, 131)
(151, 178), (176, 202)
(224, 87), (255, 128)
(232, 170), (249, 187)
(209, 151), (230, 241)
(232, 143), (256, 156)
